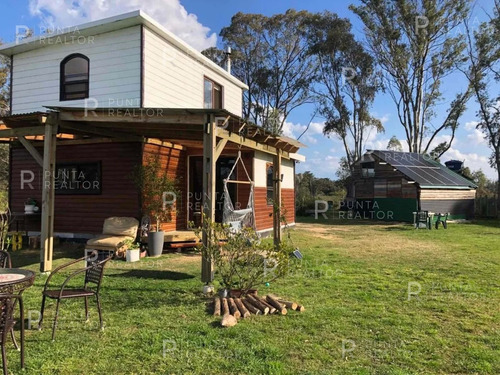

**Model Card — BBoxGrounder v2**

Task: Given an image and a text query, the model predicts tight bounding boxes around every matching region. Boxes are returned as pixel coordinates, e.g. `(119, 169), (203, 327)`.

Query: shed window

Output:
(204, 77), (223, 109)
(361, 162), (375, 178)
(55, 162), (101, 195)
(266, 163), (274, 205)
(60, 54), (89, 101)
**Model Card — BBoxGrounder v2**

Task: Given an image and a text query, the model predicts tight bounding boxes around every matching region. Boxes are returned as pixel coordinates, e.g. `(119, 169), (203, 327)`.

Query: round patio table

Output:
(0, 268), (36, 368)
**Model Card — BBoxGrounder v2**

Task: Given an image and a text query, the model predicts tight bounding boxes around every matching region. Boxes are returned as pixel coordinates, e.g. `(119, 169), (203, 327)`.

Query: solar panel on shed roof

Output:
(369, 150), (477, 188)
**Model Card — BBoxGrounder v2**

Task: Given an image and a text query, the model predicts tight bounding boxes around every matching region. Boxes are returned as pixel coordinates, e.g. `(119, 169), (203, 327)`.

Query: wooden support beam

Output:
(201, 114), (217, 283)
(40, 117), (58, 272)
(59, 121), (143, 141)
(214, 138), (228, 160)
(58, 111), (206, 125)
(0, 126), (47, 138)
(273, 149), (282, 246)
(18, 137), (43, 167)
(216, 116), (231, 129)
(216, 128), (290, 159)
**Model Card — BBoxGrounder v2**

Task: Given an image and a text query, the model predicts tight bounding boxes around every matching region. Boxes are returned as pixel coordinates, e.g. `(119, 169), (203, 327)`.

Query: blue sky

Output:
(0, 0), (497, 179)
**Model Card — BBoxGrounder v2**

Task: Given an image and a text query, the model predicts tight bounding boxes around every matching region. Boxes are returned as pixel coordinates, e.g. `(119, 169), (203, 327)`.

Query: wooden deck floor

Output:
(163, 230), (199, 243)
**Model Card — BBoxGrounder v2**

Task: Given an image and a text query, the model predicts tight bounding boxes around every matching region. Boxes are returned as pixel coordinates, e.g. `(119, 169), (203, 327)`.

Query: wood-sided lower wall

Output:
(420, 189), (476, 219)
(254, 187), (295, 231)
(142, 143), (187, 231)
(10, 142), (142, 235)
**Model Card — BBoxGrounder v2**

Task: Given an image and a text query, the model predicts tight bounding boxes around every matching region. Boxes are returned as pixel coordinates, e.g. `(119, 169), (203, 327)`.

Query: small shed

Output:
(350, 150), (477, 222)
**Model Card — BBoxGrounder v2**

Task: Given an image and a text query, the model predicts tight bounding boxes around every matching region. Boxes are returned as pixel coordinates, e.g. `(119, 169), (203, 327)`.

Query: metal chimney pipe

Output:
(225, 46), (232, 73)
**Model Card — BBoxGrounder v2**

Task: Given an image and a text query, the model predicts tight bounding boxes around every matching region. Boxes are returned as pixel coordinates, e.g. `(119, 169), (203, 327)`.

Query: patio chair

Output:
(0, 251), (11, 268)
(85, 217), (139, 259)
(38, 251), (112, 340)
(0, 294), (23, 375)
(435, 213), (449, 229)
(414, 210), (431, 230)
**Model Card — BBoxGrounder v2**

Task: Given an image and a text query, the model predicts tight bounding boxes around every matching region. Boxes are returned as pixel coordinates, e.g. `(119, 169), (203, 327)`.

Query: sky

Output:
(0, 0), (497, 179)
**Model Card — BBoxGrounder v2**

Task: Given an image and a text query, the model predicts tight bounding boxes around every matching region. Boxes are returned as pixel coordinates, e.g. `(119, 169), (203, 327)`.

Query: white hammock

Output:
(222, 151), (256, 231)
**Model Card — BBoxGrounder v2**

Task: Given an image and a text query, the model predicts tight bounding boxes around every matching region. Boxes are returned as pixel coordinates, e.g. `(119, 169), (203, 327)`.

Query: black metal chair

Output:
(0, 294), (23, 375)
(38, 251), (111, 340)
(0, 252), (11, 269)
(415, 210), (431, 229)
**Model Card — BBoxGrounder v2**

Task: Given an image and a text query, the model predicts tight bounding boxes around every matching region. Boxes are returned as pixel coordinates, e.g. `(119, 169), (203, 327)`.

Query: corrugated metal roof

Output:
(369, 150), (477, 189)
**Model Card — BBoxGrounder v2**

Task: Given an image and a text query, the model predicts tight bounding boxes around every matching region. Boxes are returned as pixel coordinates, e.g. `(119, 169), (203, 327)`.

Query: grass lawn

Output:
(5, 219), (500, 374)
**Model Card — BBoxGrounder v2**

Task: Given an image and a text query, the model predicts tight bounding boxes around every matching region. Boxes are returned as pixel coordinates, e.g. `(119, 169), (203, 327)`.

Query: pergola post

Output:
(273, 149), (282, 246)
(201, 114), (217, 283)
(40, 115), (58, 273)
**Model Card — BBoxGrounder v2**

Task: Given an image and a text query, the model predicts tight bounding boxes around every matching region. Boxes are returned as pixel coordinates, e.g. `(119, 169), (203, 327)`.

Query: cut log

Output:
(213, 297), (221, 316)
(221, 298), (230, 316)
(277, 299), (298, 311)
(228, 298), (241, 319)
(257, 296), (276, 314)
(234, 298), (250, 318)
(246, 294), (269, 315)
(296, 304), (305, 312)
(242, 298), (261, 315)
(266, 295), (287, 315)
(221, 314), (238, 327)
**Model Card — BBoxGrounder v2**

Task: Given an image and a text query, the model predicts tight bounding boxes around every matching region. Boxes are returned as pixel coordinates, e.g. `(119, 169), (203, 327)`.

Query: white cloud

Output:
(462, 120), (486, 146)
(377, 113), (390, 125)
(467, 129), (487, 145)
(28, 0), (217, 50)
(297, 154), (340, 178)
(465, 121), (479, 131)
(282, 120), (324, 145)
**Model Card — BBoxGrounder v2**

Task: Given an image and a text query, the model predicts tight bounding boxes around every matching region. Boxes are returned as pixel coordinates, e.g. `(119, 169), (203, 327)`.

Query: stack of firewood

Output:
(213, 294), (305, 327)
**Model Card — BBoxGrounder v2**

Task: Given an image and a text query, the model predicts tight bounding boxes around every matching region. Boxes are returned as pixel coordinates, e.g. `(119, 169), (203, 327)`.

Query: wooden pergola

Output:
(0, 108), (303, 282)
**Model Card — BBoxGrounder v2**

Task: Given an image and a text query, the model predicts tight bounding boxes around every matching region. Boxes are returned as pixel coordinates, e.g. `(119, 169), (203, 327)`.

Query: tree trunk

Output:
(497, 167), (500, 219)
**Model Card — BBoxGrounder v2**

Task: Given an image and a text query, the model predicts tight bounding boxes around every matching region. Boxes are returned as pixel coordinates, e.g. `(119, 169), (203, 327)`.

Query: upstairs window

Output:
(60, 54), (89, 101)
(361, 162), (375, 178)
(204, 77), (223, 109)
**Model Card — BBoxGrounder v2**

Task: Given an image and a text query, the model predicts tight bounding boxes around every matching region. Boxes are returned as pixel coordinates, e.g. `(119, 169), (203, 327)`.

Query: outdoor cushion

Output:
(102, 217), (139, 237)
(86, 235), (131, 250)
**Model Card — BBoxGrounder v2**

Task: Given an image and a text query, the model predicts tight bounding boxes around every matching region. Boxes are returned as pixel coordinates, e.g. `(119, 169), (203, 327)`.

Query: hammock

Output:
(222, 151), (255, 231)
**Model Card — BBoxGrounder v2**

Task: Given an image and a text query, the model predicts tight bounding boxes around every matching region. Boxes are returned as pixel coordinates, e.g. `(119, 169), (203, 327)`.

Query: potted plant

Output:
(196, 216), (294, 297)
(133, 156), (178, 257)
(123, 239), (141, 263)
(24, 198), (38, 214)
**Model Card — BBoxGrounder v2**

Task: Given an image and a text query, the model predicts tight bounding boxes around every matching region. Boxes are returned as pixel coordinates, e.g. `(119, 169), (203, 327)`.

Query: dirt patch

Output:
(294, 222), (451, 264)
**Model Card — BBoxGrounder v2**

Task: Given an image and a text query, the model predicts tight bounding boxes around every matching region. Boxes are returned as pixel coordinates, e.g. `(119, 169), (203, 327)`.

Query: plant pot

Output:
(202, 285), (214, 294)
(126, 249), (140, 262)
(148, 231), (164, 257)
(24, 204), (35, 214)
(218, 289), (229, 298)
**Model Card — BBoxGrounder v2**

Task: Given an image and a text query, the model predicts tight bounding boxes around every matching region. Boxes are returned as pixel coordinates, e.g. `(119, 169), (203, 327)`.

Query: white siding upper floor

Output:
(11, 26), (142, 114)
(253, 151), (295, 190)
(1, 11), (247, 116)
(143, 27), (243, 115)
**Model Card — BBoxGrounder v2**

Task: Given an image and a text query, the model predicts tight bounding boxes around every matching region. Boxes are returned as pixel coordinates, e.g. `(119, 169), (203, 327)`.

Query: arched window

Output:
(60, 54), (89, 101)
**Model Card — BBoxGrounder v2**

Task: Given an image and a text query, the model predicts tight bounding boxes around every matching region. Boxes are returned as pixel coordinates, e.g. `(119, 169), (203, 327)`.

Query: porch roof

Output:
(0, 107), (306, 157)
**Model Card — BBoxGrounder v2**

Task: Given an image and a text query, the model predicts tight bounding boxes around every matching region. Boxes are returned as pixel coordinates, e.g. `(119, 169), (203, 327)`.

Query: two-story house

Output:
(0, 11), (304, 273)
